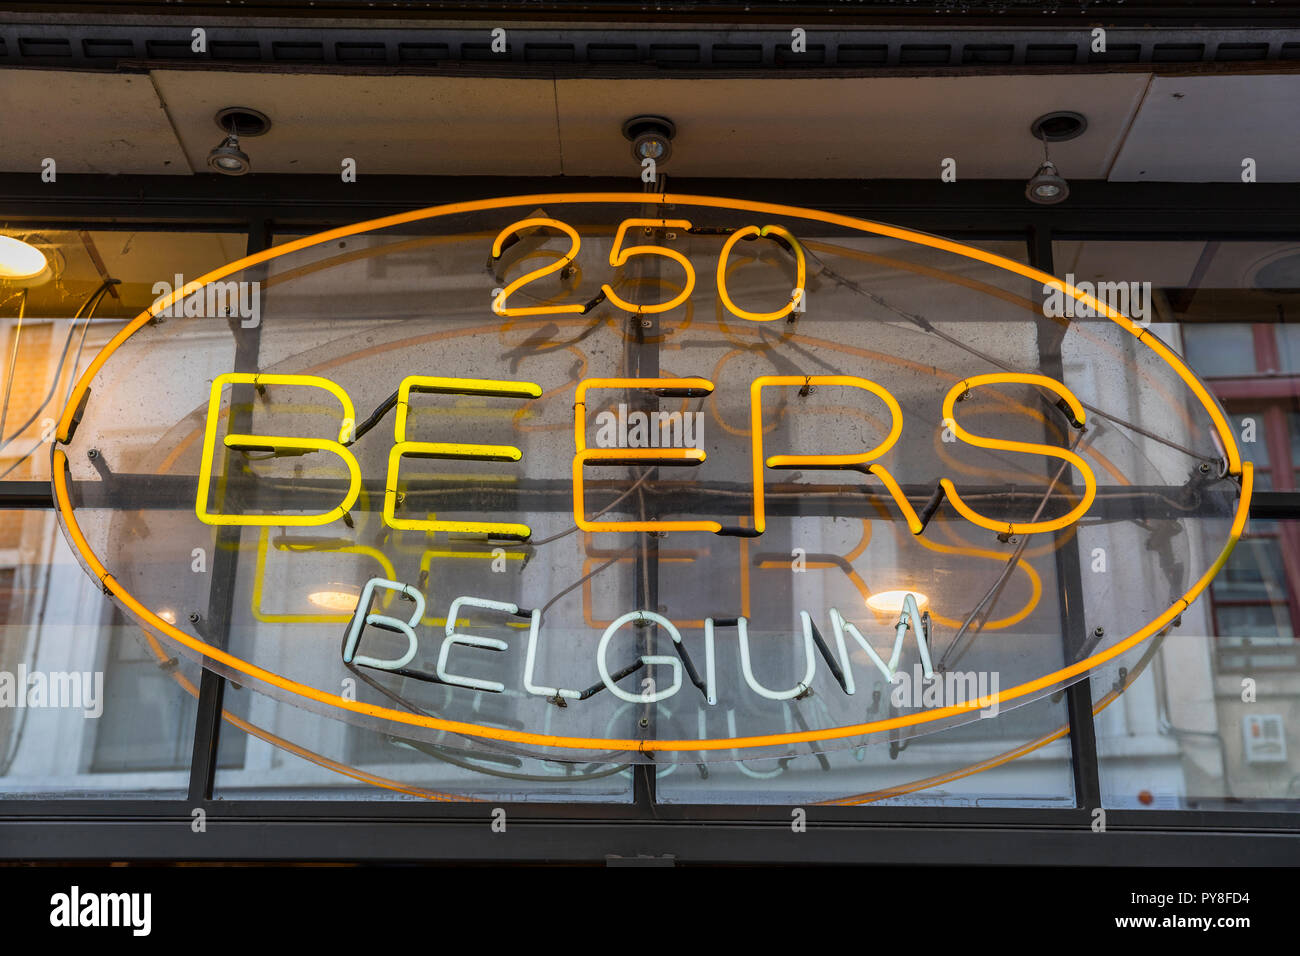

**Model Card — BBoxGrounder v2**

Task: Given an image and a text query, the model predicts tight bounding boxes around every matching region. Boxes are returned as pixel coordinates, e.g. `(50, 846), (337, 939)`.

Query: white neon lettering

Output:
(340, 587), (939, 707)
(523, 608), (580, 700)
(596, 611), (683, 704)
(437, 596), (519, 692)
(732, 613), (816, 701)
(342, 578), (425, 671)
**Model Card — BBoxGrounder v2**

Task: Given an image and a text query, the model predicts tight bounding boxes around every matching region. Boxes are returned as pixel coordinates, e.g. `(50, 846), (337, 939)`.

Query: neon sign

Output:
(51, 193), (1250, 768)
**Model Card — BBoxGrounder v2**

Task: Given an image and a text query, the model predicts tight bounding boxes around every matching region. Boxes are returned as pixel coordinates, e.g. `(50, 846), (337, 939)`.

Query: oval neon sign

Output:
(52, 193), (1250, 762)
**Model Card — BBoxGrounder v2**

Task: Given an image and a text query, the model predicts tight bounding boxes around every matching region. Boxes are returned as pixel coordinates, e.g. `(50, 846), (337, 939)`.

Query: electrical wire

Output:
(0, 280), (120, 478)
(803, 246), (1214, 466)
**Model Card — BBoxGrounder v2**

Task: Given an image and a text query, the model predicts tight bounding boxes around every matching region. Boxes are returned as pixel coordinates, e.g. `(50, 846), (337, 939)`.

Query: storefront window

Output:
(0, 212), (1292, 833)
(1056, 238), (1300, 810)
(0, 510), (203, 797)
(0, 228), (248, 482)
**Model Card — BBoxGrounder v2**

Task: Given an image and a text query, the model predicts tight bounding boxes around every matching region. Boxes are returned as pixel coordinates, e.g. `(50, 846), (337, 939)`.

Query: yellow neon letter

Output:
(600, 219), (695, 315)
(716, 225), (807, 322)
(750, 375), (920, 535)
(573, 377), (718, 533)
(939, 373), (1097, 535)
(196, 373), (361, 527)
(384, 376), (542, 540)
(490, 218), (585, 317)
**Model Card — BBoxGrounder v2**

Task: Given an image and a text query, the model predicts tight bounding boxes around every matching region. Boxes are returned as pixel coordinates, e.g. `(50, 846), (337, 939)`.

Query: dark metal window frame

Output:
(1, 173), (1298, 863)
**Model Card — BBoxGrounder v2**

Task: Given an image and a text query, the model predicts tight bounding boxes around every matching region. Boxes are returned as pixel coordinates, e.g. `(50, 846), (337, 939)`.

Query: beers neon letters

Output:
(196, 370), (1095, 538)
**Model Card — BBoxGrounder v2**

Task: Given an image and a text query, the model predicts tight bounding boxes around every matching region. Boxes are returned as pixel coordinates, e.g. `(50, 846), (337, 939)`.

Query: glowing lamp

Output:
(866, 589), (929, 622)
(0, 235), (50, 284)
(308, 587), (360, 612)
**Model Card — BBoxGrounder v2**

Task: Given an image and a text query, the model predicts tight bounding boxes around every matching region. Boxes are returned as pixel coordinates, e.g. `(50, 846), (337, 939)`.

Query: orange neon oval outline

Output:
(53, 192), (1251, 754)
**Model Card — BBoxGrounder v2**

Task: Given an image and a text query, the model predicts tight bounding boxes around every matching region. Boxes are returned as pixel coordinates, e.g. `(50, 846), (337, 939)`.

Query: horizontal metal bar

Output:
(3, 12), (1300, 74)
(2, 176), (1300, 235)
(3, 794), (1298, 828)
(0, 814), (1294, 863)
(13, 473), (1238, 522)
(0, 480), (53, 507)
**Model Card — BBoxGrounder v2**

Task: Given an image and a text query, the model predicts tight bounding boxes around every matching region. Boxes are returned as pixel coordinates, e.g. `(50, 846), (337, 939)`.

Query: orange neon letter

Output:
(939, 373), (1096, 535)
(749, 375), (921, 535)
(573, 377), (717, 533)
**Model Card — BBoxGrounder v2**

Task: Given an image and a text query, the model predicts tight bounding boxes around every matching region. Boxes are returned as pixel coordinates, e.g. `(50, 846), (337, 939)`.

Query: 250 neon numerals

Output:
(490, 217), (807, 323)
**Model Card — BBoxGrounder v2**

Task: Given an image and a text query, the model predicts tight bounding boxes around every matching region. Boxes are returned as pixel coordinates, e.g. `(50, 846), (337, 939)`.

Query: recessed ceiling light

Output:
(622, 115), (676, 166)
(1026, 161), (1070, 204)
(1246, 247), (1300, 293)
(1029, 111), (1088, 143)
(207, 107), (271, 176)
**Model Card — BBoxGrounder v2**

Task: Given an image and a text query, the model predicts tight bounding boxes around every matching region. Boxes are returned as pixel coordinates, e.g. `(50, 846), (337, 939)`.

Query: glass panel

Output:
(1095, 522), (1299, 809)
(0, 510), (203, 797)
(0, 228), (248, 481)
(1182, 323), (1256, 378)
(1276, 324), (1300, 375)
(656, 692), (1074, 807)
(1211, 527), (1284, 603)
(1055, 239), (1299, 812)
(212, 691), (634, 802)
(1229, 411), (1270, 471)
(61, 205), (1144, 808)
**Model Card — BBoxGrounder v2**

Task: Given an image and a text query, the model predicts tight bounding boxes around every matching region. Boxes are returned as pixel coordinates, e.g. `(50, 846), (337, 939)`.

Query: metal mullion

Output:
(186, 218), (270, 803)
(1029, 222), (1103, 812)
(629, 197), (663, 811)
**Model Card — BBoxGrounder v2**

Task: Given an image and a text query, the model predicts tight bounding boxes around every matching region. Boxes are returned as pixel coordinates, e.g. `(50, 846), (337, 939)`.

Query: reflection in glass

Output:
(0, 229), (247, 481)
(0, 511), (201, 797)
(1060, 238), (1300, 811)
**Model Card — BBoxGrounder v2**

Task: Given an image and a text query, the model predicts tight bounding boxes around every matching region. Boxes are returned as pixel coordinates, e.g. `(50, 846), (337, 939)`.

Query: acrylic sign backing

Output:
(52, 194), (1249, 764)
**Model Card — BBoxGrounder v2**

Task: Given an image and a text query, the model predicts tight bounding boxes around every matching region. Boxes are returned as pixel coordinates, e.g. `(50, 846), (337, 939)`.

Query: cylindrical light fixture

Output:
(622, 115), (676, 166)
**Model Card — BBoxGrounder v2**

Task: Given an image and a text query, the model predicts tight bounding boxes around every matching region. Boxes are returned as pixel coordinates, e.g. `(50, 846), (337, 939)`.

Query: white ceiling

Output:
(1108, 74), (1300, 183)
(1, 66), (1298, 181)
(0, 72), (190, 174)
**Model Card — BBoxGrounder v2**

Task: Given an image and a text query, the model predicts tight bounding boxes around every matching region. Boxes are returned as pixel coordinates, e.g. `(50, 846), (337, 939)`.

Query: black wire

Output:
(345, 389), (400, 446)
(0, 278), (119, 454)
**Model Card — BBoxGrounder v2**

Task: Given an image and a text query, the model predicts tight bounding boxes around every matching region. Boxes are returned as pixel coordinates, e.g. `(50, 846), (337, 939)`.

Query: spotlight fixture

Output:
(1025, 112), (1084, 206)
(207, 107), (271, 176)
(208, 133), (250, 176)
(1026, 161), (1069, 204)
(622, 115), (676, 166)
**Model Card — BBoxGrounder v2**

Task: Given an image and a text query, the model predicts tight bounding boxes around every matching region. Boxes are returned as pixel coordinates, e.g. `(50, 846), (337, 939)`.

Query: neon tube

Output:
(733, 613), (817, 701)
(940, 373), (1097, 536)
(342, 578), (426, 671)
(195, 373), (361, 528)
(750, 374), (915, 535)
(490, 218), (586, 317)
(384, 375), (540, 539)
(599, 219), (696, 315)
(597, 611), (684, 703)
(715, 224), (807, 322)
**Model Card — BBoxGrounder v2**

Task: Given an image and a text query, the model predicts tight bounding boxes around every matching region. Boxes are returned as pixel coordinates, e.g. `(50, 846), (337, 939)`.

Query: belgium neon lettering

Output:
(344, 578), (957, 709)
